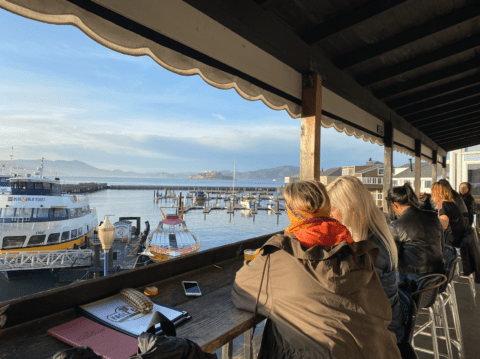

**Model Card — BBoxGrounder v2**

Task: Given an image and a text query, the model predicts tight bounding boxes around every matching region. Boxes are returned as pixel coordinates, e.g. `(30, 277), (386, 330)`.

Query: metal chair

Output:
(437, 245), (465, 359)
(397, 288), (419, 359)
(410, 274), (449, 359)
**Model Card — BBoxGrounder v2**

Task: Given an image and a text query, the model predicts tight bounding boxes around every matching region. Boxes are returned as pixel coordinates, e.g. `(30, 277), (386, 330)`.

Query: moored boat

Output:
(0, 159), (97, 279)
(143, 211), (200, 262)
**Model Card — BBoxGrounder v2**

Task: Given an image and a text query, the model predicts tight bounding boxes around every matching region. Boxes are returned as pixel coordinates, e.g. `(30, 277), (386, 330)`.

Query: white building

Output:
(449, 145), (480, 191)
(393, 162), (448, 194)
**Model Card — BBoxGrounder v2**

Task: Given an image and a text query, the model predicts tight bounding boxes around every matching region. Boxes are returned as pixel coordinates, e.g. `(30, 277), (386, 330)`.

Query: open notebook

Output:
(79, 294), (187, 337)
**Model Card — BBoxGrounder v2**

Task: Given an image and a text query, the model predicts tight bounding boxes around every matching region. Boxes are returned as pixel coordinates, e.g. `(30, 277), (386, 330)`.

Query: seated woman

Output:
(232, 180), (400, 359)
(387, 183), (444, 283)
(326, 176), (403, 342)
(438, 179), (469, 228)
(459, 182), (477, 229)
(431, 181), (466, 247)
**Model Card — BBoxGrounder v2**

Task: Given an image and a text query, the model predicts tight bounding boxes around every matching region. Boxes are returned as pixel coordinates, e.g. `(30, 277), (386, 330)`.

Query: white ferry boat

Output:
(0, 174), (11, 195)
(0, 160), (97, 260)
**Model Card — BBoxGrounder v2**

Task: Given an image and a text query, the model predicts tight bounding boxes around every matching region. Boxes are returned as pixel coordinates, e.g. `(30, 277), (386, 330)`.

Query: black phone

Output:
(182, 281), (202, 296)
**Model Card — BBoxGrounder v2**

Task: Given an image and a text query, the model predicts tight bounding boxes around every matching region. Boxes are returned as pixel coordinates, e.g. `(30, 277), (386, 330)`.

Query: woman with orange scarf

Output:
(232, 180), (400, 359)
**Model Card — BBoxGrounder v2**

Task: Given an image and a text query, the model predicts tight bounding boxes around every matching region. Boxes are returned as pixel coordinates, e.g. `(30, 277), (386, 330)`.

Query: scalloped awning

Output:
(0, 0), (441, 162)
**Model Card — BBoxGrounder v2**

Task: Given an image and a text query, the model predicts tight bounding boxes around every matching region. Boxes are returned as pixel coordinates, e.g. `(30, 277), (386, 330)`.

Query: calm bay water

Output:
(0, 178), (289, 302)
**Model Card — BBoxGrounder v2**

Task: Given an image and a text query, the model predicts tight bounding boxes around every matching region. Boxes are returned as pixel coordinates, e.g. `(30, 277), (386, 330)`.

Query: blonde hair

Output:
(327, 176), (398, 269)
(431, 181), (453, 206)
(283, 179), (330, 215)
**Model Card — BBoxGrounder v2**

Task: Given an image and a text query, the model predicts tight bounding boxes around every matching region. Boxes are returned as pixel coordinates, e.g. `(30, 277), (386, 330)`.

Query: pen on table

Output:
(155, 315), (192, 335)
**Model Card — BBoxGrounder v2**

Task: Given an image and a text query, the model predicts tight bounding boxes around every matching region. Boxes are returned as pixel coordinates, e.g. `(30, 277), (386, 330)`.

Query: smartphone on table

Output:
(182, 281), (202, 296)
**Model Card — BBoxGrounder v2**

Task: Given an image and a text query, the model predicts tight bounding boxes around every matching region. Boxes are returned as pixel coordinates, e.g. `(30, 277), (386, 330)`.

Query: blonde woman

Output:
(232, 180), (400, 359)
(327, 176), (402, 342)
(431, 181), (465, 247)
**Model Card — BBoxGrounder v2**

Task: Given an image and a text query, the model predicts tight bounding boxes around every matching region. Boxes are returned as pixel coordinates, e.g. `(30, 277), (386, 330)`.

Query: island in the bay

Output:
(189, 171), (233, 180)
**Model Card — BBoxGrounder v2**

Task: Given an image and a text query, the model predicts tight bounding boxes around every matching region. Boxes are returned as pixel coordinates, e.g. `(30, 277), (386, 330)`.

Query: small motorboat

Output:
(143, 210), (200, 263)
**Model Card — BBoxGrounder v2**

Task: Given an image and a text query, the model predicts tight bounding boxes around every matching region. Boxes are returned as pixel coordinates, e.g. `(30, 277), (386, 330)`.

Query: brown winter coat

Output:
(232, 233), (401, 359)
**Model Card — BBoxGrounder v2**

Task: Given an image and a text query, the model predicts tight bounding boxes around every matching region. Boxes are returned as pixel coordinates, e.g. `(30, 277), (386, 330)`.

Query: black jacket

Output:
(389, 207), (444, 274)
(461, 194), (477, 228)
(367, 233), (402, 336)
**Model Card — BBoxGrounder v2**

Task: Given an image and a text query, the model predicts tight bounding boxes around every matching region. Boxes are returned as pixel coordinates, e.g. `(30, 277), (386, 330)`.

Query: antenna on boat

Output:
(233, 159), (236, 198)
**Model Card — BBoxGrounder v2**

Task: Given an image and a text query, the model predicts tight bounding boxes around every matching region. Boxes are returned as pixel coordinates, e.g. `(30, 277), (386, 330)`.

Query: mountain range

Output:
(0, 160), (299, 180)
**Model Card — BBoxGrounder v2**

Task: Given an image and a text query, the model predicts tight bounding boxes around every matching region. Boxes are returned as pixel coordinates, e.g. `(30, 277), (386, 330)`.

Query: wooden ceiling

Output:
(185, 0), (480, 153)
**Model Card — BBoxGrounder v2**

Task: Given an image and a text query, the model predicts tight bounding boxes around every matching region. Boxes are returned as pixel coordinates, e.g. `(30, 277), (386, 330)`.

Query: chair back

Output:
(442, 245), (460, 292)
(397, 288), (417, 344)
(411, 274), (447, 310)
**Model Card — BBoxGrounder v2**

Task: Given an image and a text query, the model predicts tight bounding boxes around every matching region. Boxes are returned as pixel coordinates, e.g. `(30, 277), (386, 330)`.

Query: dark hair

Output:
(459, 182), (473, 197)
(386, 183), (419, 220)
(438, 179), (461, 202)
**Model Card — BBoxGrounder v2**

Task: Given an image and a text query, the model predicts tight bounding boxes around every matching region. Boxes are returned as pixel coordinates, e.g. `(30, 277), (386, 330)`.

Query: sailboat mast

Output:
(233, 160), (236, 196)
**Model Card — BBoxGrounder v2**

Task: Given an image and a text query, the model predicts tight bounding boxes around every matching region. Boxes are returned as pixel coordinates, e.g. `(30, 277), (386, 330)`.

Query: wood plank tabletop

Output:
(0, 256), (257, 359)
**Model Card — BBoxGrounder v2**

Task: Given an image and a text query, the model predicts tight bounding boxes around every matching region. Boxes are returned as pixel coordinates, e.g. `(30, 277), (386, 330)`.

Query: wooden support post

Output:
(442, 156), (447, 179)
(432, 150), (438, 190)
(222, 342), (233, 359)
(300, 73), (322, 181)
(244, 328), (254, 359)
(383, 122), (393, 212)
(414, 140), (422, 196)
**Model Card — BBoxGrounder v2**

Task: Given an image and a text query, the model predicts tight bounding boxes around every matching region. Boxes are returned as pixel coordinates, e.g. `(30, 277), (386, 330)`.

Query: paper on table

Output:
(80, 294), (185, 336)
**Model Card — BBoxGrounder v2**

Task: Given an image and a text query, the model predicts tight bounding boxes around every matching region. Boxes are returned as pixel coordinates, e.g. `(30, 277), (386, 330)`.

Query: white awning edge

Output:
(0, 0), (302, 118)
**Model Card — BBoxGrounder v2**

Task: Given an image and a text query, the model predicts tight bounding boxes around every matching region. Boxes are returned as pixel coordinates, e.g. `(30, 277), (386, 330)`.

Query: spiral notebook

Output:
(79, 294), (188, 337)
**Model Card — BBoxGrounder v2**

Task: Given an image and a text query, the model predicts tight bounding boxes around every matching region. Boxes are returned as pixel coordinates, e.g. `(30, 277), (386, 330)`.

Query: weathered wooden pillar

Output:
(442, 156), (447, 179)
(300, 73), (322, 181)
(383, 122), (393, 212)
(414, 140), (422, 196)
(431, 150), (438, 189)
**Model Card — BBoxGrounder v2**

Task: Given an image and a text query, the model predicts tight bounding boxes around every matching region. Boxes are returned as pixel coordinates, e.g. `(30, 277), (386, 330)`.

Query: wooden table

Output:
(0, 255), (262, 359)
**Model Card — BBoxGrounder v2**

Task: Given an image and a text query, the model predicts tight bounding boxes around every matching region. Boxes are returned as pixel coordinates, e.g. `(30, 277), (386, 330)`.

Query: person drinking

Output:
(231, 180), (400, 359)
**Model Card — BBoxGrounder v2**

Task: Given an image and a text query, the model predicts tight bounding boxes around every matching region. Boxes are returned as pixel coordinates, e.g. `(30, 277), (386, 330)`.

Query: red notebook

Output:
(48, 317), (138, 359)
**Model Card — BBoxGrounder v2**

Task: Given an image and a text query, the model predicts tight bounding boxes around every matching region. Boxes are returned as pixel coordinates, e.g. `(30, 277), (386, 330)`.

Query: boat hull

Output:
(149, 243), (201, 263)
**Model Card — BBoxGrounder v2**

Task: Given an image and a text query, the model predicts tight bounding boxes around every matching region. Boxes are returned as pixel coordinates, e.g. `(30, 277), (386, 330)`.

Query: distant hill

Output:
(0, 160), (296, 179)
(222, 166), (300, 180)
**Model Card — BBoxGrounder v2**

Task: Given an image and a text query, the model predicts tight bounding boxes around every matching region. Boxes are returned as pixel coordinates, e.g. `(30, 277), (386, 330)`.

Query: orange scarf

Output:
(285, 202), (353, 249)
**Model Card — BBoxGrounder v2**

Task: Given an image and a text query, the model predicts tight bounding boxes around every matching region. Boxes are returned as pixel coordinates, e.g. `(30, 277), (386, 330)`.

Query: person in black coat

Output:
(327, 176), (403, 342)
(438, 179), (469, 228)
(386, 183), (445, 284)
(459, 182), (477, 229)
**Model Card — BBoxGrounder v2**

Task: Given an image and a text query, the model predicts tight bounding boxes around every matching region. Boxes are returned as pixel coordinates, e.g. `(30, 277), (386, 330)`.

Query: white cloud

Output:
(212, 113), (226, 120)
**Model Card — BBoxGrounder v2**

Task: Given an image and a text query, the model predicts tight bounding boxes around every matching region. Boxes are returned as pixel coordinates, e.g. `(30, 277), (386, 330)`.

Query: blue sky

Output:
(0, 8), (412, 174)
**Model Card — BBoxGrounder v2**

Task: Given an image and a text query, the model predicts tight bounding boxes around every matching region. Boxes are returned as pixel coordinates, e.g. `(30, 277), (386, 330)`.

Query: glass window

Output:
(15, 208), (32, 218)
(377, 193), (383, 200)
(34, 182), (43, 190)
(78, 228), (83, 236)
(2, 236), (26, 249)
(34, 208), (50, 219)
(12, 182), (18, 189)
(53, 208), (67, 218)
(76, 208), (82, 217)
(47, 233), (60, 244)
(26, 182), (34, 189)
(68, 209), (77, 218)
(393, 180), (398, 186)
(61, 231), (70, 242)
(43, 183), (50, 190)
(20, 182), (27, 190)
(1, 208), (16, 218)
(378, 168), (384, 175)
(71, 229), (77, 239)
(27, 235), (46, 247)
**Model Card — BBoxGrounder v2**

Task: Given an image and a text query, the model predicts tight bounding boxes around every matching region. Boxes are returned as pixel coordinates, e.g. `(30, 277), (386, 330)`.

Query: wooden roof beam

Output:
(374, 58), (480, 99)
(421, 115), (480, 135)
(336, 3), (480, 70)
(396, 83), (480, 116)
(359, 34), (480, 87)
(387, 73), (480, 109)
(429, 127), (480, 141)
(404, 95), (480, 123)
(414, 105), (480, 127)
(300, 0), (408, 46)
(442, 138), (480, 151)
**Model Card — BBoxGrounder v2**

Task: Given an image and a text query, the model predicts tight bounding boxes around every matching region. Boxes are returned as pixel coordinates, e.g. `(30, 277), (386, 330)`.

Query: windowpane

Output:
(53, 208), (67, 218)
(2, 236), (26, 249)
(27, 235), (46, 246)
(35, 208), (49, 218)
(1, 208), (16, 218)
(34, 182), (43, 189)
(15, 208), (32, 218)
(47, 233), (60, 244)
(78, 228), (83, 236)
(61, 231), (70, 241)
(71, 229), (77, 239)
